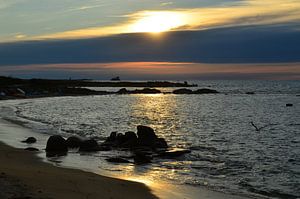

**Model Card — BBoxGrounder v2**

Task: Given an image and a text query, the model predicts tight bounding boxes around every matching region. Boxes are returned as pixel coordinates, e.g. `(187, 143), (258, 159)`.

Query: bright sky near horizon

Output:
(1, 0), (300, 41)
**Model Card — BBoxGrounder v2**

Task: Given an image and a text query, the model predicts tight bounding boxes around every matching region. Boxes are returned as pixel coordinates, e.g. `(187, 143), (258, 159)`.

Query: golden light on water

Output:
(129, 11), (187, 33)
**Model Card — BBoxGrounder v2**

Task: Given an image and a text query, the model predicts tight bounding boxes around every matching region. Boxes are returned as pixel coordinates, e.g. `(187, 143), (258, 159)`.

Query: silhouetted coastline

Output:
(0, 76), (203, 100)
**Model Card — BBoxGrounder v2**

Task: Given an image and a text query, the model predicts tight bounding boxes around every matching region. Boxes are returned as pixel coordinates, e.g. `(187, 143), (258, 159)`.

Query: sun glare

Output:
(129, 11), (186, 33)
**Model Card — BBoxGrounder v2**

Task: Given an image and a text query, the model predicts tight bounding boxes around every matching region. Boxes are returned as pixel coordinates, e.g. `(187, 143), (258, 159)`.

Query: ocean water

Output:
(0, 80), (299, 199)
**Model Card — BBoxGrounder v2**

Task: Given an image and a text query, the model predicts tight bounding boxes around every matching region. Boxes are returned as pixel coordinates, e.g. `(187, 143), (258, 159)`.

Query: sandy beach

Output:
(0, 141), (159, 199)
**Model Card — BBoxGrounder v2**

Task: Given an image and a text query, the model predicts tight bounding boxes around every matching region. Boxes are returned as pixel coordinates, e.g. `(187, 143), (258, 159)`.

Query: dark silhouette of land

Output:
(0, 76), (199, 99)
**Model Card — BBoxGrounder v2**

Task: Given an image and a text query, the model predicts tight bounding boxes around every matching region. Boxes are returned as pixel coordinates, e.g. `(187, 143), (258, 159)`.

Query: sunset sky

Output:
(0, 0), (300, 79)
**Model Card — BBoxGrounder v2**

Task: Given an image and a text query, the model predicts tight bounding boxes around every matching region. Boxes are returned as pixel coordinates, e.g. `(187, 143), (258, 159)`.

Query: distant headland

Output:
(0, 76), (220, 100)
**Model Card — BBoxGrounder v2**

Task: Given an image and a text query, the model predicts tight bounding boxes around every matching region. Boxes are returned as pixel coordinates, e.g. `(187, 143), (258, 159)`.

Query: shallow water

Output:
(0, 80), (299, 199)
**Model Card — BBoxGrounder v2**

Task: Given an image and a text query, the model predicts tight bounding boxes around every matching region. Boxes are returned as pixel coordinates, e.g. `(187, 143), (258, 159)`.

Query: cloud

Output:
(0, 24), (300, 66)
(0, 0), (25, 9)
(19, 0), (300, 41)
(160, 2), (174, 7)
(65, 4), (107, 13)
(1, 0), (299, 42)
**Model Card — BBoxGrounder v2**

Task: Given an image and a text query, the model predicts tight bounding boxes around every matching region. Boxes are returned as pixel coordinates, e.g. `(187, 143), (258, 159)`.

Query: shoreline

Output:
(0, 141), (159, 199)
(0, 114), (254, 199)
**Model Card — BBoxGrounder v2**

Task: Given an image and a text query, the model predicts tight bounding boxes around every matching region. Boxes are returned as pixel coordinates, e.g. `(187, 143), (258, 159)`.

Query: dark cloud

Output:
(0, 23), (300, 67)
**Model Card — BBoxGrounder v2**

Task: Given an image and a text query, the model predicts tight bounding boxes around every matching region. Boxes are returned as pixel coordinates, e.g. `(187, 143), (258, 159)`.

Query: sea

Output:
(0, 80), (299, 199)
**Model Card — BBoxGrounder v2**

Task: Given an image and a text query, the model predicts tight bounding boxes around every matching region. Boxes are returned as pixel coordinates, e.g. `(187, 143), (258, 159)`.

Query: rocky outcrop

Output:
(173, 88), (218, 94)
(173, 88), (193, 94)
(104, 125), (168, 150)
(117, 88), (161, 94)
(194, 88), (219, 94)
(43, 125), (189, 164)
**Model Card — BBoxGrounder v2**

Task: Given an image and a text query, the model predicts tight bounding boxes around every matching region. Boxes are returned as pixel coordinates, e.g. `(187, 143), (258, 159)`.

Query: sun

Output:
(129, 11), (186, 33)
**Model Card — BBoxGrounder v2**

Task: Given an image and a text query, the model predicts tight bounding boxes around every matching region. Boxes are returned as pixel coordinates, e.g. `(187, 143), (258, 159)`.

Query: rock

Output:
(46, 135), (68, 152)
(24, 147), (39, 151)
(66, 136), (82, 148)
(120, 131), (138, 148)
(124, 131), (138, 141)
(173, 88), (193, 94)
(106, 157), (131, 163)
(132, 88), (161, 94)
(79, 139), (99, 152)
(173, 88), (219, 94)
(246, 92), (255, 95)
(158, 149), (191, 158)
(117, 88), (128, 94)
(194, 88), (219, 94)
(21, 137), (37, 144)
(105, 132), (117, 142)
(137, 125), (157, 147)
(286, 103), (293, 107)
(155, 138), (168, 148)
(116, 133), (126, 145)
(117, 88), (161, 94)
(134, 153), (152, 164)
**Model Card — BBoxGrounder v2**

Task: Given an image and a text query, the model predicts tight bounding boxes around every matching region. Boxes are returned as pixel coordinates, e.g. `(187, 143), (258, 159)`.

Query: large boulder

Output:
(79, 139), (99, 152)
(137, 125), (157, 147)
(66, 136), (82, 148)
(46, 135), (68, 152)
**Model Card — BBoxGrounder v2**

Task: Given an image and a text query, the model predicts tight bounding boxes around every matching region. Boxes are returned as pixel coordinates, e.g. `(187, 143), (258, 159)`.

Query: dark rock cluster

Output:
(43, 125), (191, 164)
